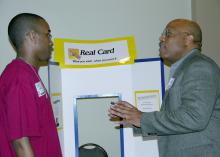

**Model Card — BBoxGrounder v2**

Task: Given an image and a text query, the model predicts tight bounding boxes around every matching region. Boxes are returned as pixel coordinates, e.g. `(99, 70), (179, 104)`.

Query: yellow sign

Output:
(54, 36), (137, 68)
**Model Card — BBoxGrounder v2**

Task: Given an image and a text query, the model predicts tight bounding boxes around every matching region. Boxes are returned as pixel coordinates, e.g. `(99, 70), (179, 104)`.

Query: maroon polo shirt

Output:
(0, 59), (62, 157)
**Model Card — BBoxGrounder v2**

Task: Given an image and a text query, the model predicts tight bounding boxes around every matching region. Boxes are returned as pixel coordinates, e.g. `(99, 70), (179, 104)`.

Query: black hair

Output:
(8, 13), (45, 51)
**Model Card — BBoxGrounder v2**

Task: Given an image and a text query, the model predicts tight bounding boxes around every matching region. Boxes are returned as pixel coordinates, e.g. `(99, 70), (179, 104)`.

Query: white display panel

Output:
(48, 62), (64, 155)
(49, 58), (165, 157)
(61, 64), (134, 157)
(132, 58), (165, 157)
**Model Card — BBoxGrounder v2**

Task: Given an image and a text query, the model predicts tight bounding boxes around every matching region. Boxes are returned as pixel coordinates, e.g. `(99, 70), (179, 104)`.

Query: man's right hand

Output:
(108, 101), (142, 127)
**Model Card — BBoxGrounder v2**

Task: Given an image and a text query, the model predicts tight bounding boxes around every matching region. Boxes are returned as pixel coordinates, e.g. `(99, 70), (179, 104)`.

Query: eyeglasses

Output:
(161, 29), (190, 38)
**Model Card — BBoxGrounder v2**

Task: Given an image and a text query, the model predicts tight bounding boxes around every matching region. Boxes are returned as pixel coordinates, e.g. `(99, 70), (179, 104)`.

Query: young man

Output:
(0, 13), (62, 157)
(109, 19), (220, 157)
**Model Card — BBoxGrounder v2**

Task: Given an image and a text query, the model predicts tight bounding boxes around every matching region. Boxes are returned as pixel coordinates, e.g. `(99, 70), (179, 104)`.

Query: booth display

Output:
(48, 37), (165, 157)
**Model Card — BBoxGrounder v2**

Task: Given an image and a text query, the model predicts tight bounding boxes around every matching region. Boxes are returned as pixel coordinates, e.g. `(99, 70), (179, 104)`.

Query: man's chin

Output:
(39, 60), (49, 66)
(39, 56), (50, 66)
(159, 51), (165, 59)
(159, 55), (172, 66)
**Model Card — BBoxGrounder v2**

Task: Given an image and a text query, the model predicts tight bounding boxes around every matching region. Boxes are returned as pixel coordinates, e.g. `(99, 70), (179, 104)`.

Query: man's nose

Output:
(159, 34), (166, 42)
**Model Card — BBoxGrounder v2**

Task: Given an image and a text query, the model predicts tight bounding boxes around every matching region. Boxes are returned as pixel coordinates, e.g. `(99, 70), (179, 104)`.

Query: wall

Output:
(191, 0), (220, 66)
(0, 0), (191, 84)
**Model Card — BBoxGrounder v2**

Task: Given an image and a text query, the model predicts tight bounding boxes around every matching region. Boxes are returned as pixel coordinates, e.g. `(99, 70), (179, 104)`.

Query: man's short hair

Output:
(170, 19), (202, 49)
(8, 13), (45, 51)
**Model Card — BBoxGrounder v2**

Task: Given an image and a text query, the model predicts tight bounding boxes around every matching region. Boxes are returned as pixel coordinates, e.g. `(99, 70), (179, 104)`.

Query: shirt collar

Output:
(169, 48), (199, 79)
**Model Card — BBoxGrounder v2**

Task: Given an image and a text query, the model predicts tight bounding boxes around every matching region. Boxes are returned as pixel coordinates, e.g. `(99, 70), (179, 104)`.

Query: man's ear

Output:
(186, 34), (194, 45)
(25, 30), (38, 44)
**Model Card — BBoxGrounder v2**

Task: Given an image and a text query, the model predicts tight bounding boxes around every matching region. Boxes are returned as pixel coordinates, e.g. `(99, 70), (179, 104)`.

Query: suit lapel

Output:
(172, 49), (201, 79)
(160, 49), (201, 111)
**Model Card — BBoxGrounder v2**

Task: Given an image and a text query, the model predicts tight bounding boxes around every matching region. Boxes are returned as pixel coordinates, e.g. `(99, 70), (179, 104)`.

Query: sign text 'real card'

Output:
(80, 48), (114, 55)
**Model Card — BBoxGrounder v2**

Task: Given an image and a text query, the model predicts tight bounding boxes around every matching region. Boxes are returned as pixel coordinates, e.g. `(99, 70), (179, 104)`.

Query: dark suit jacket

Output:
(134, 49), (220, 157)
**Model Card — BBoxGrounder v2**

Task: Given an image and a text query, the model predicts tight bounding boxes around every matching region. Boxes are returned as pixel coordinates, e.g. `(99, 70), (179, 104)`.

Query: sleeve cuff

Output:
(8, 127), (42, 141)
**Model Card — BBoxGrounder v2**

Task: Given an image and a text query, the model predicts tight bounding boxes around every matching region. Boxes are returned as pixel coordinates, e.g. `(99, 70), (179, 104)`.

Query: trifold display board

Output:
(48, 58), (165, 157)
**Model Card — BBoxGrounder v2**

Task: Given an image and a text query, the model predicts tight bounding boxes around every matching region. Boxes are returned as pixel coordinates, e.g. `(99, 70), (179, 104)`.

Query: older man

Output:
(109, 19), (220, 157)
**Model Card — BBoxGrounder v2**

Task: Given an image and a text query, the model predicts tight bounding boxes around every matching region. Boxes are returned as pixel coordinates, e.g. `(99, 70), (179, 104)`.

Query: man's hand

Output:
(12, 137), (35, 157)
(108, 101), (142, 127)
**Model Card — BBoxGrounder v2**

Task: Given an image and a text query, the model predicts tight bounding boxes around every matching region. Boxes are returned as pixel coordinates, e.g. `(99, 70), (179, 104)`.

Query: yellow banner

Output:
(54, 36), (137, 68)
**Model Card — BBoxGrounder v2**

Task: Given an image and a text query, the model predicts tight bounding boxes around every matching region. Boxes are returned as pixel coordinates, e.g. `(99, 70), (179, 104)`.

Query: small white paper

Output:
(35, 82), (46, 97)
(166, 77), (175, 90)
(135, 91), (160, 112)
